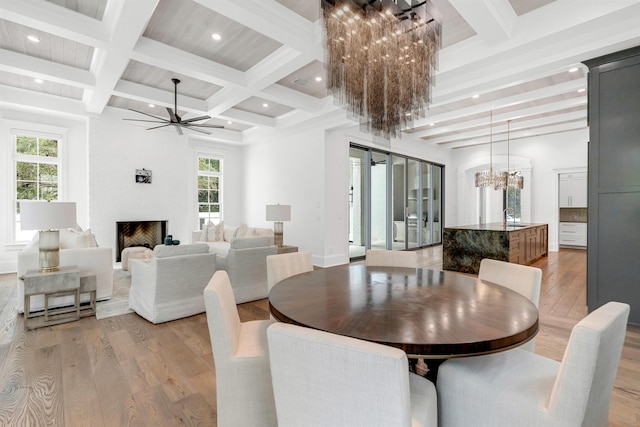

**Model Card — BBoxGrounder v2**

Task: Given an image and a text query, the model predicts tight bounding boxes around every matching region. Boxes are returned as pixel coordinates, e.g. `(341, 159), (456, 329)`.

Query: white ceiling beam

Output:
(423, 109), (586, 145)
(84, 0), (159, 114)
(447, 0), (516, 46)
(131, 37), (247, 88)
(220, 108), (277, 128)
(445, 120), (587, 150)
(194, 0), (317, 54)
(113, 80), (208, 114)
(0, 49), (95, 89)
(0, 85), (88, 117)
(413, 78), (586, 132)
(259, 84), (326, 113)
(0, 0), (110, 48)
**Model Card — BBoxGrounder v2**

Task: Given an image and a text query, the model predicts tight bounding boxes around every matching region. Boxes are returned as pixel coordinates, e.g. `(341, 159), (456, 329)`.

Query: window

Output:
(197, 154), (222, 228)
(505, 187), (521, 223)
(13, 132), (62, 242)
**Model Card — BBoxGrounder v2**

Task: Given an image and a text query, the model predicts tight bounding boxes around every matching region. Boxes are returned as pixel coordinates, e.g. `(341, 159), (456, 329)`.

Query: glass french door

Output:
(348, 144), (443, 260)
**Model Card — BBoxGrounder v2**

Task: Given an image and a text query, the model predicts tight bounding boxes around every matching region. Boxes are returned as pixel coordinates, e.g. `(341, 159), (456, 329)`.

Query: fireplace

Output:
(116, 220), (168, 262)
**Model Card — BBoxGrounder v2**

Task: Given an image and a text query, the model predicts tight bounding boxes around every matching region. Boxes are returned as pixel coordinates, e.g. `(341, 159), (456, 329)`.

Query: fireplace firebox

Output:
(115, 220), (168, 262)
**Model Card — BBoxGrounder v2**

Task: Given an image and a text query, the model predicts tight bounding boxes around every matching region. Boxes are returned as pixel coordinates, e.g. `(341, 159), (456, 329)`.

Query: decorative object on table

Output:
(164, 235), (173, 245)
(266, 204), (291, 247)
(20, 201), (77, 272)
(321, 0), (441, 141)
(123, 78), (224, 135)
(171, 239), (180, 245)
(135, 168), (152, 184)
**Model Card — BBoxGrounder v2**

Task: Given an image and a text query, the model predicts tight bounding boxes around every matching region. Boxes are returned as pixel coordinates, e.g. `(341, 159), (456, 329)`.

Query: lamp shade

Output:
(266, 205), (291, 222)
(20, 201), (77, 230)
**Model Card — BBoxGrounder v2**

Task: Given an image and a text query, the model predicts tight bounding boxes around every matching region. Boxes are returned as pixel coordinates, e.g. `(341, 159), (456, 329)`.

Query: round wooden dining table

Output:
(269, 264), (539, 360)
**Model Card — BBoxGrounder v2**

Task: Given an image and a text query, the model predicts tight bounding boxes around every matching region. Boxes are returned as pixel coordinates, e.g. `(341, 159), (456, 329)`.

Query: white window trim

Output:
(195, 150), (224, 228)
(5, 120), (69, 245)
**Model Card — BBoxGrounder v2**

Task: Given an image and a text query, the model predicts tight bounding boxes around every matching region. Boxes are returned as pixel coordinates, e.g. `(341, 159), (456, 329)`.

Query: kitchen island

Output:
(443, 223), (548, 274)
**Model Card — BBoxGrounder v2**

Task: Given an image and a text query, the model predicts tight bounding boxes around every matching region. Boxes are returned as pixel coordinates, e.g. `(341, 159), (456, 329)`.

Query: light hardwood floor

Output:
(0, 248), (638, 426)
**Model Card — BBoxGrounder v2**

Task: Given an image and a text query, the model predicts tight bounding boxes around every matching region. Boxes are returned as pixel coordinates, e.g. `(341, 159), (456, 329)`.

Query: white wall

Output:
(451, 128), (589, 251)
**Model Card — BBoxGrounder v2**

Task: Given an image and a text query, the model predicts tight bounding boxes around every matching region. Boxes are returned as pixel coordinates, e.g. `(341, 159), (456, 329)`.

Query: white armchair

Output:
(437, 301), (630, 427)
(365, 249), (419, 268)
(204, 270), (277, 427)
(129, 243), (216, 323)
(267, 322), (438, 427)
(478, 258), (542, 352)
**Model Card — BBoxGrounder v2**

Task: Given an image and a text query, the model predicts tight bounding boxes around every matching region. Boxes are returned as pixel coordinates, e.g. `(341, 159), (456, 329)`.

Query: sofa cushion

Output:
(154, 243), (209, 258)
(234, 223), (248, 238)
(206, 241), (231, 257)
(59, 228), (98, 249)
(230, 235), (272, 249)
(223, 225), (237, 242)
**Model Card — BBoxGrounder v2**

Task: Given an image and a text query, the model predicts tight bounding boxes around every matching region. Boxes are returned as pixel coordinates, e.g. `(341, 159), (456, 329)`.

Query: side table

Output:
(277, 245), (298, 254)
(23, 266), (80, 330)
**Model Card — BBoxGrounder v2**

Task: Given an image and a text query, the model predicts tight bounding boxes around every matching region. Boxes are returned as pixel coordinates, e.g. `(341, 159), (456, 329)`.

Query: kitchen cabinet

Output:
(559, 222), (587, 247)
(559, 172), (587, 207)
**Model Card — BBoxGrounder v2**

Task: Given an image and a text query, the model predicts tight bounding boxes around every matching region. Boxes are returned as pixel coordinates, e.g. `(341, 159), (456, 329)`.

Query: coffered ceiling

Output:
(1, 0), (640, 147)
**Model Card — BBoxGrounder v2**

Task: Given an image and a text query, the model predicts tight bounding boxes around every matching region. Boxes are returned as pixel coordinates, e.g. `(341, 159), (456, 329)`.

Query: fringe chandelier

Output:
(321, 0), (441, 140)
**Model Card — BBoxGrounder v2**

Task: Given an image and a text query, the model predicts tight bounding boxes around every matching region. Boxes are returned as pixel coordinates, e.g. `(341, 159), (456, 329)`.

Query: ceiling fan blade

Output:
(181, 125), (211, 135)
(127, 108), (167, 121)
(190, 124), (224, 128)
(146, 123), (173, 130)
(123, 118), (168, 123)
(182, 115), (211, 124)
(173, 124), (184, 135)
(166, 107), (179, 123)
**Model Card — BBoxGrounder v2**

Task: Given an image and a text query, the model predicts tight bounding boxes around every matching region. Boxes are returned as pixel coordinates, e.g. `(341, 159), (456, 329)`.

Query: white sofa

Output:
(17, 228), (113, 313)
(192, 223), (277, 303)
(129, 243), (216, 323)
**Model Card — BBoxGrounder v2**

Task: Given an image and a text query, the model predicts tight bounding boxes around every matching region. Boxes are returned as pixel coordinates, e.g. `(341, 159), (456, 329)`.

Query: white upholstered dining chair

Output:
(365, 249), (419, 268)
(266, 250), (313, 292)
(437, 301), (630, 427)
(203, 270), (276, 427)
(267, 322), (438, 427)
(478, 258), (542, 352)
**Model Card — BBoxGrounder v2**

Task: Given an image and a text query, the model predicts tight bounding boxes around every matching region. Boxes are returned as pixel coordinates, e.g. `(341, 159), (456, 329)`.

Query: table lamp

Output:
(20, 201), (77, 272)
(266, 204), (291, 247)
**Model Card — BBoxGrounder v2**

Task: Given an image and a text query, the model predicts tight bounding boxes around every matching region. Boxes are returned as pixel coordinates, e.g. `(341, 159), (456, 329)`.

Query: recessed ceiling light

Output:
(27, 35), (40, 43)
(227, 121), (232, 125)
(212, 33), (221, 41)
(429, 123), (435, 126)
(262, 103), (269, 108)
(34, 78), (43, 84)
(148, 103), (155, 108)
(472, 94), (480, 99)
(315, 76), (322, 82)
(569, 67), (579, 72)
(577, 88), (586, 93)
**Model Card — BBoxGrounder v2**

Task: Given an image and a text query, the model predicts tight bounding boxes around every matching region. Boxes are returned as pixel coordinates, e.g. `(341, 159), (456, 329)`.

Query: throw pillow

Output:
(233, 223), (248, 238)
(200, 220), (214, 242)
(59, 228), (98, 249)
(207, 221), (224, 242)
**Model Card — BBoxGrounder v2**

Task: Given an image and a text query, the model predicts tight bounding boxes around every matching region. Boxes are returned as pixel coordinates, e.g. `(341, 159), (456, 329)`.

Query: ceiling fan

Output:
(123, 78), (223, 135)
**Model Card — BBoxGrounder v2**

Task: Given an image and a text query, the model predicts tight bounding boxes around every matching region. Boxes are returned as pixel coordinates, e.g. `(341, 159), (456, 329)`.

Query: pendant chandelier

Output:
(321, 0), (441, 140)
(475, 116), (524, 190)
(505, 120), (524, 189)
(475, 111), (504, 189)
